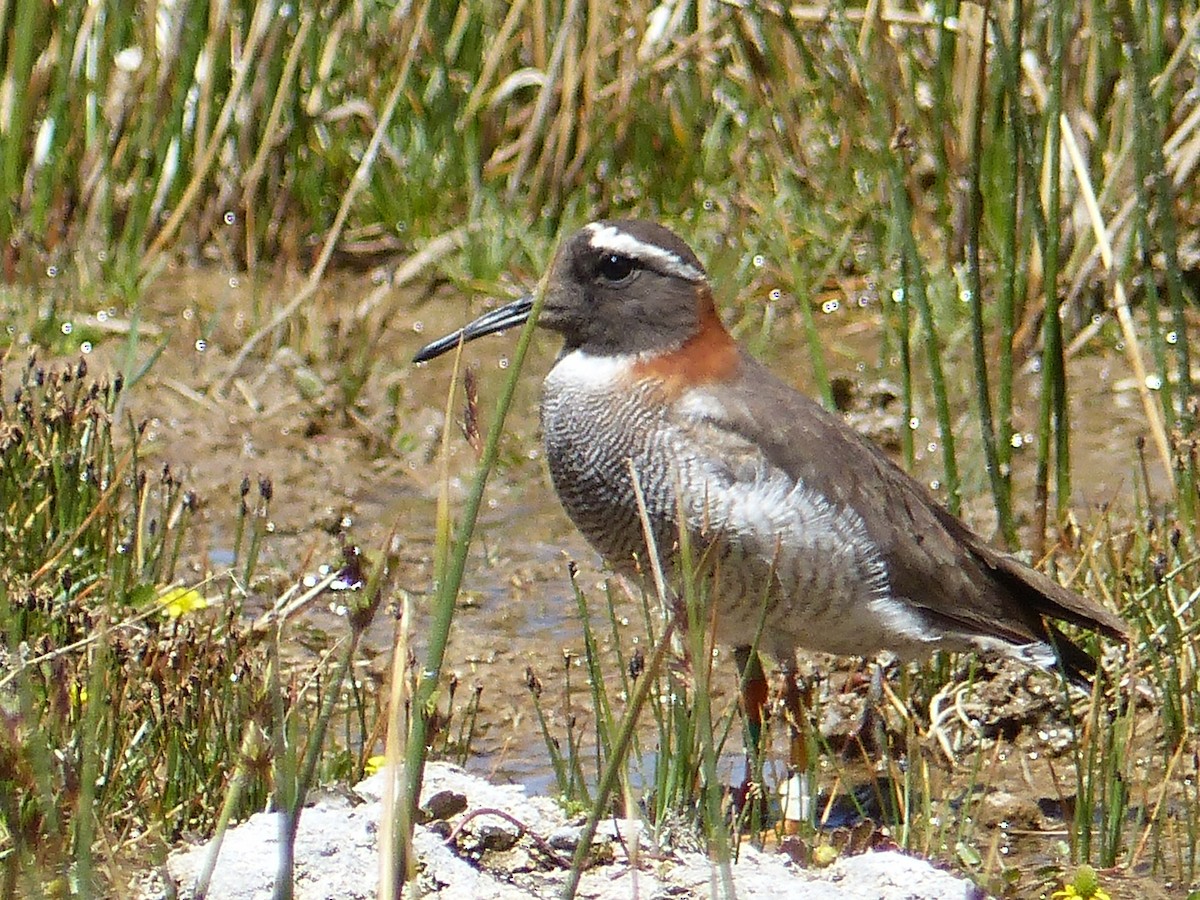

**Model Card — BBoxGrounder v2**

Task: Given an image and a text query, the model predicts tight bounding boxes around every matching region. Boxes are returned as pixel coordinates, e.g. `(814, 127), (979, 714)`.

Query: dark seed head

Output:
(629, 648), (645, 681)
(524, 667), (542, 697)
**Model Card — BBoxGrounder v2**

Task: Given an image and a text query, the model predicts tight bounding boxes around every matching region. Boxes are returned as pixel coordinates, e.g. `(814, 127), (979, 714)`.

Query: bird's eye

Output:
(597, 253), (636, 283)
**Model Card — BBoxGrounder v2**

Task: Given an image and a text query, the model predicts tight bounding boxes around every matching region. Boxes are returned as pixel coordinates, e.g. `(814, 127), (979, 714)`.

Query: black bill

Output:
(412, 295), (535, 363)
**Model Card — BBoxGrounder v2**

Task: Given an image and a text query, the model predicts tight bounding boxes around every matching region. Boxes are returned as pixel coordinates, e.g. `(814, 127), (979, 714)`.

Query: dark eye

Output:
(597, 253), (636, 283)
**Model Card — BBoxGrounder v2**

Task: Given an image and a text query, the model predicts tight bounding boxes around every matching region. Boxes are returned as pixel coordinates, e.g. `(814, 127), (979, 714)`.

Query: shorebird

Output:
(413, 219), (1128, 791)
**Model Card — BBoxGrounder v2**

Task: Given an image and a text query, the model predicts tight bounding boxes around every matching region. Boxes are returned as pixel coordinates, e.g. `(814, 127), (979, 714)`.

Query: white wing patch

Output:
(675, 390), (728, 421)
(971, 636), (1057, 669)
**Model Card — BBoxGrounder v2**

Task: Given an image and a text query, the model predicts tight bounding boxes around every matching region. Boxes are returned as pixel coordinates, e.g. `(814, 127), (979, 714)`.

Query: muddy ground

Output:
(40, 263), (1190, 898)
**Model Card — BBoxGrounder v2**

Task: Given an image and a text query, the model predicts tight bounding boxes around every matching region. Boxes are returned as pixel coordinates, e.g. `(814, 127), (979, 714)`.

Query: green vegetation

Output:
(0, 354), (393, 896)
(2, 1), (1199, 898)
(0, 355), (261, 894)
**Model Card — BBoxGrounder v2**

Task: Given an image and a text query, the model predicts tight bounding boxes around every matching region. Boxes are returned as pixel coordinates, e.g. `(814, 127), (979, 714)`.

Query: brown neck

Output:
(628, 290), (739, 397)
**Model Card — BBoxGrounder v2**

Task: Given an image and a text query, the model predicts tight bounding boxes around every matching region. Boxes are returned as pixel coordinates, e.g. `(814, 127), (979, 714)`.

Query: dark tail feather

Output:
(1045, 623), (1105, 690)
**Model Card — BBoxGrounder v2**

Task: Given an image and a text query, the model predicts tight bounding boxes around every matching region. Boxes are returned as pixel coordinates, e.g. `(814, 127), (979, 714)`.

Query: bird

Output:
(413, 218), (1129, 782)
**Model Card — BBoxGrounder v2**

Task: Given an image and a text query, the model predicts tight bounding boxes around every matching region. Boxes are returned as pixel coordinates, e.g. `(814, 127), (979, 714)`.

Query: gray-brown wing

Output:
(701, 353), (1127, 648)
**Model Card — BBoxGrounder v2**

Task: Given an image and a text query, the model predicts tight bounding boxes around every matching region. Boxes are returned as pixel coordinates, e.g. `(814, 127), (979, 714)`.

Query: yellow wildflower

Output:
(811, 845), (839, 868)
(161, 586), (208, 619)
(1051, 865), (1111, 900)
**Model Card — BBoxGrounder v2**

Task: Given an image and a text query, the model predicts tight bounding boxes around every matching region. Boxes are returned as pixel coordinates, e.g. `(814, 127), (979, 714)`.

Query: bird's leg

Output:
(734, 645), (769, 752)
(838, 659), (888, 761)
(863, 661), (888, 757)
(733, 645), (769, 819)
(779, 656), (813, 832)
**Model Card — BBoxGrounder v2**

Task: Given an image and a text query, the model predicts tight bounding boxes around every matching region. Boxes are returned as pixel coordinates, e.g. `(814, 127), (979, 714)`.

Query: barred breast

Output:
(540, 351), (687, 574)
(540, 349), (939, 663)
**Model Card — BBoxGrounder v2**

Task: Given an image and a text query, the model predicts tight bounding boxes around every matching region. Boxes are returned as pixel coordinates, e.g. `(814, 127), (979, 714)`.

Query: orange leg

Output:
(779, 659), (812, 831)
(735, 649), (813, 830)
(735, 646), (770, 752)
(733, 645), (769, 822)
(780, 662), (809, 770)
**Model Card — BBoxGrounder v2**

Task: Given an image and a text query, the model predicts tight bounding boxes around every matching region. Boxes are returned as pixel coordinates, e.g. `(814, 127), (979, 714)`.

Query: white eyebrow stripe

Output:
(584, 223), (705, 282)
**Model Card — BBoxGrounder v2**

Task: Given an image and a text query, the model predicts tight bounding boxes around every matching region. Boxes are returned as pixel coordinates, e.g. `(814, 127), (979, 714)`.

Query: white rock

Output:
(146, 762), (979, 900)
